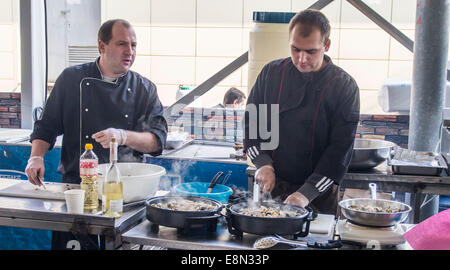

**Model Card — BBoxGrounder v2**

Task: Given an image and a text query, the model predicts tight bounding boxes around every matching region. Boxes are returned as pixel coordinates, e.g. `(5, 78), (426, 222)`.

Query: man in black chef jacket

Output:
(25, 19), (168, 249)
(244, 9), (360, 215)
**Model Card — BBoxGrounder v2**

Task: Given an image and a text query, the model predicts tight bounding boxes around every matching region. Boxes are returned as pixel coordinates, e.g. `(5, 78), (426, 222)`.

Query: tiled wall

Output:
(101, 0), (421, 114)
(2, 1), (445, 115)
(0, 93), (21, 129)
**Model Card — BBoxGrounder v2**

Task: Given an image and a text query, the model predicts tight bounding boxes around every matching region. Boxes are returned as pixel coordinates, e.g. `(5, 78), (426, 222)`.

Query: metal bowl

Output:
(349, 139), (397, 170)
(339, 198), (411, 227)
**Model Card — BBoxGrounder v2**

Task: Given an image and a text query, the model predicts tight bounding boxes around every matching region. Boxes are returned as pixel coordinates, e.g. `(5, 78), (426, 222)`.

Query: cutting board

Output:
(0, 179), (79, 201)
(309, 214), (336, 235)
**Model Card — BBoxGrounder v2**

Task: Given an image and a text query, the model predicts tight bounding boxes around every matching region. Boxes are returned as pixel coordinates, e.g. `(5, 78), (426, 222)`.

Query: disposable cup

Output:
(64, 189), (85, 214)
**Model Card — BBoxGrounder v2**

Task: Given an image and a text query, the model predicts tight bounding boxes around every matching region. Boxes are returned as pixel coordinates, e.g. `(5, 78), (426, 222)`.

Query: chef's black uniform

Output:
(244, 55), (360, 215)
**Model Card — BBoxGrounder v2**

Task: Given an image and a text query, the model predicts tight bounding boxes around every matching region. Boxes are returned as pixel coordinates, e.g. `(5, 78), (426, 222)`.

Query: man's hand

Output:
(255, 165), (276, 192)
(284, 192), (310, 208)
(92, 128), (127, 148)
(25, 156), (45, 186)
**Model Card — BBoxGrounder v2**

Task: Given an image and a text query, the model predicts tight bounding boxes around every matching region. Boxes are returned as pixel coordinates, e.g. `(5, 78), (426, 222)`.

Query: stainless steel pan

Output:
(338, 183), (411, 227)
(349, 138), (396, 170)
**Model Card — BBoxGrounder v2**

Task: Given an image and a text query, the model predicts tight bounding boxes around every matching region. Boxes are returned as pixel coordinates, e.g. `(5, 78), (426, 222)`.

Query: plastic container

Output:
(97, 163), (166, 203)
(176, 85), (203, 108)
(248, 12), (296, 89)
(174, 182), (233, 203)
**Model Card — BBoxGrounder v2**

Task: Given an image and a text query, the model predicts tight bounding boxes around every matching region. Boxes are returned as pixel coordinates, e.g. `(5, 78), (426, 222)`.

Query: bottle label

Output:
(80, 159), (98, 177)
(109, 199), (123, 213)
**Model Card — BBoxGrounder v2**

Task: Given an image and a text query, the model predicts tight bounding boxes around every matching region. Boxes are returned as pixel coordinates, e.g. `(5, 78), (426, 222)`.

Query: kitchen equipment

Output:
(337, 219), (411, 246)
(349, 138), (397, 170)
(97, 163), (166, 203)
(37, 176), (47, 190)
(173, 182), (233, 203)
(388, 148), (448, 176)
(0, 179), (78, 200)
(339, 183), (412, 227)
(145, 196), (223, 234)
(206, 171), (224, 193)
(253, 235), (342, 250)
(225, 201), (313, 238)
(369, 183), (377, 200)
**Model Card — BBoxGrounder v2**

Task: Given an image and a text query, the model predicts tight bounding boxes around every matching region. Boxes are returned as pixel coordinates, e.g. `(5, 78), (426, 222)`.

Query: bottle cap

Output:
(85, 143), (93, 150)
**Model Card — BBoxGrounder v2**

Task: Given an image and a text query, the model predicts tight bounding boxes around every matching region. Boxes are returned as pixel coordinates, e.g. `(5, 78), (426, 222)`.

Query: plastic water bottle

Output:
(79, 143), (99, 212)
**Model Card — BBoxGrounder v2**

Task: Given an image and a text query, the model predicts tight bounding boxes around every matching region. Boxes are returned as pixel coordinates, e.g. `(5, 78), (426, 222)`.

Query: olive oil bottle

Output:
(102, 138), (123, 218)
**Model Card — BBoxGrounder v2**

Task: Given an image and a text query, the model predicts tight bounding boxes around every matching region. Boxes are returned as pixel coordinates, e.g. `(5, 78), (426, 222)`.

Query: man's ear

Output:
(98, 40), (106, 54)
(324, 39), (331, 52)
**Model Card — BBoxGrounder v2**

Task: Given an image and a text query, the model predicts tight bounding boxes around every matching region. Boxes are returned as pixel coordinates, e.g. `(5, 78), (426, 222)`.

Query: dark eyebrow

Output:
(291, 45), (318, 54)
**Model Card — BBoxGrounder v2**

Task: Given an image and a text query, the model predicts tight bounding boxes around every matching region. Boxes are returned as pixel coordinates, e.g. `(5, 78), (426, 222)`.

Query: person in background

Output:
(215, 87), (247, 109)
(244, 9), (360, 215)
(25, 19), (168, 249)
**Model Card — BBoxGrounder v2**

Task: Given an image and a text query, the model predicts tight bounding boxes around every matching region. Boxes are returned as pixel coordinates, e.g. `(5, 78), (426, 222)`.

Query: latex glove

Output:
(25, 156), (45, 187)
(92, 128), (127, 148)
(284, 192), (310, 208)
(254, 165), (276, 193)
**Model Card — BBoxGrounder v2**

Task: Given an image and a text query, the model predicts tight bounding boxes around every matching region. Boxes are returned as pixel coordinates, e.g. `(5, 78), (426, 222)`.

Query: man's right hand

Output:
(254, 164), (276, 192)
(25, 156), (45, 186)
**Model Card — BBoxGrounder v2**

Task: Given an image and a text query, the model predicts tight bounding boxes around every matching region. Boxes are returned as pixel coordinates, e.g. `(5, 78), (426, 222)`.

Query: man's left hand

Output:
(92, 128), (127, 148)
(284, 192), (310, 208)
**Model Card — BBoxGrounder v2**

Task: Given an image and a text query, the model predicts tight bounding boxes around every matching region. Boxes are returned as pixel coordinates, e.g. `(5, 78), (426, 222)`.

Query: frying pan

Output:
(338, 183), (411, 227)
(225, 201), (313, 237)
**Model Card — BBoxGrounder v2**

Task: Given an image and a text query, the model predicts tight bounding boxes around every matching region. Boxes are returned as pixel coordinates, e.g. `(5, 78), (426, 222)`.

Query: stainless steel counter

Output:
(0, 195), (146, 249)
(121, 216), (334, 250)
(121, 216), (412, 250)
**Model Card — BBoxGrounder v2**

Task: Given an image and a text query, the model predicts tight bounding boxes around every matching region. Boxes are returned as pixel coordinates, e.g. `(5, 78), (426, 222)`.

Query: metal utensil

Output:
(369, 183), (377, 200)
(37, 176), (47, 190)
(253, 235), (342, 250)
(221, 170), (232, 186)
(252, 181), (260, 203)
(206, 171), (224, 194)
(253, 236), (307, 249)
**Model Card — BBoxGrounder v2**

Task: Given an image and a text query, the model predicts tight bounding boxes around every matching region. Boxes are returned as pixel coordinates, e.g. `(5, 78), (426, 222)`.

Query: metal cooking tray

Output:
(388, 151), (448, 176)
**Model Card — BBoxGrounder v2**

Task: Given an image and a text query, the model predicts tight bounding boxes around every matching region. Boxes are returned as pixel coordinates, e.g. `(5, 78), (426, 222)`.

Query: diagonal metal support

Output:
(346, 0), (450, 80)
(164, 52), (248, 118)
(308, 0), (335, 10)
(347, 0), (414, 52)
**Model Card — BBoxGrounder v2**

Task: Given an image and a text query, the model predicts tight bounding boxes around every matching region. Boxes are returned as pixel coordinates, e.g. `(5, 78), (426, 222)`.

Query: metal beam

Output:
(346, 0), (414, 52)
(308, 0), (335, 10)
(164, 52), (248, 118)
(20, 0), (47, 129)
(346, 0), (450, 81)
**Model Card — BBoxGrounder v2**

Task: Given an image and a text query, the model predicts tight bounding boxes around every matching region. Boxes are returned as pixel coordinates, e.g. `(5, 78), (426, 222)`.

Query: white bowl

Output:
(97, 163), (166, 203)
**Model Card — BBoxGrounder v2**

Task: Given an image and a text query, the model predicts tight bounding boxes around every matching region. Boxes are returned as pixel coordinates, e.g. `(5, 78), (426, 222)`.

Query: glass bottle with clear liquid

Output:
(102, 138), (123, 218)
(80, 143), (99, 212)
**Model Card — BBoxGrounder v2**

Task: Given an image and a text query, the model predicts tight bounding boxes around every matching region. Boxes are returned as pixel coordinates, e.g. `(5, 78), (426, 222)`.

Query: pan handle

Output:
(207, 171), (225, 192)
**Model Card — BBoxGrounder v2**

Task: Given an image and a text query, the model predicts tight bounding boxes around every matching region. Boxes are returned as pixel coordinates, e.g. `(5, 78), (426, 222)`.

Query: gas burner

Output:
(337, 219), (410, 246)
(225, 222), (307, 240)
(149, 215), (220, 235)
(345, 219), (397, 229)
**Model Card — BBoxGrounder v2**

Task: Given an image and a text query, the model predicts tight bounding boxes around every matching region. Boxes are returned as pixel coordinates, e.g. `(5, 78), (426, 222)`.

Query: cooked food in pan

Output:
(348, 204), (401, 213)
(238, 205), (302, 218)
(151, 199), (217, 211)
